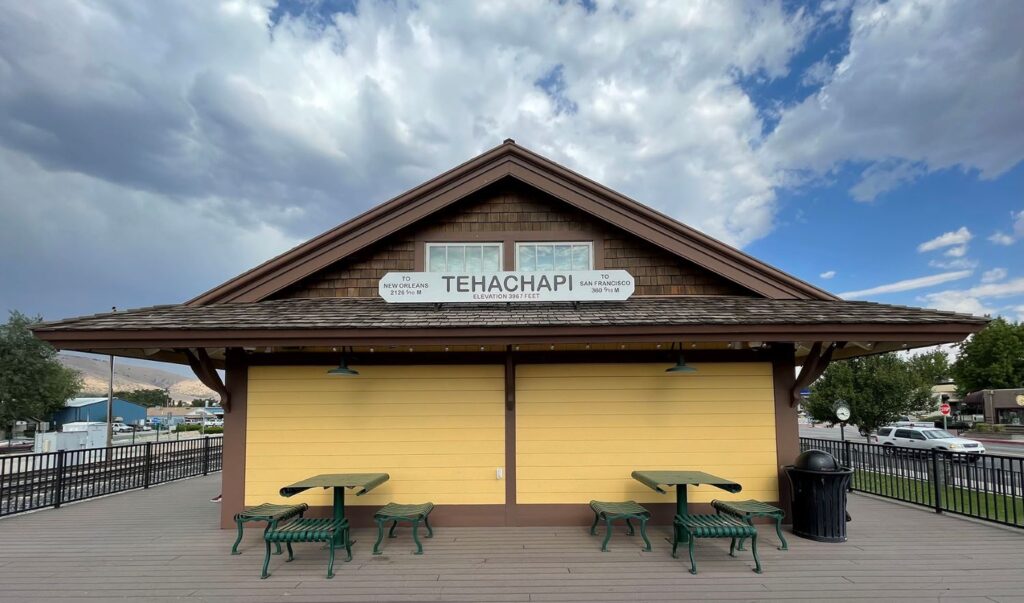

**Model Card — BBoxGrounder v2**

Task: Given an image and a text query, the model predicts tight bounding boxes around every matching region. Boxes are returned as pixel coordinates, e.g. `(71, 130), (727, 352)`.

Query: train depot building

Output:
(33, 141), (987, 529)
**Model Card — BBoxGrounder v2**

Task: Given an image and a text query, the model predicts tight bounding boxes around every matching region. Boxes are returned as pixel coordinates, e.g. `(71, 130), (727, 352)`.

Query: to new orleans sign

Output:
(378, 270), (635, 303)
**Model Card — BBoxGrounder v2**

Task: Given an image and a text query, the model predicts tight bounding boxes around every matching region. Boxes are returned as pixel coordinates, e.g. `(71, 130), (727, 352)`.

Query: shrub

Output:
(204, 426), (223, 434)
(993, 424), (1006, 433)
(973, 423), (991, 433)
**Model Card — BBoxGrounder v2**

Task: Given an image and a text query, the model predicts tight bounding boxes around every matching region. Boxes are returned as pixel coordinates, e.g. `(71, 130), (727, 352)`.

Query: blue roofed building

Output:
(52, 397), (147, 427)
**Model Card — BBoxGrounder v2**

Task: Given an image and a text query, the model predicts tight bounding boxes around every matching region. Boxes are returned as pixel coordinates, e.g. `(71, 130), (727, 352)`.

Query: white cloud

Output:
(917, 227), (972, 252)
(838, 270), (973, 299)
(819, 270), (836, 279)
(0, 146), (301, 318)
(962, 278), (1024, 299)
(920, 277), (1024, 318)
(0, 0), (815, 260)
(987, 210), (1024, 245)
(1014, 305), (1024, 322)
(989, 231), (1015, 246)
(928, 258), (978, 270)
(848, 161), (924, 202)
(981, 268), (1008, 283)
(764, 0), (1024, 199)
(919, 290), (996, 317)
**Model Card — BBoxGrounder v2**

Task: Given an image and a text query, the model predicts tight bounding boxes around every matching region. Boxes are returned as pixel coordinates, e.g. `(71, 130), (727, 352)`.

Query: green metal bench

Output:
(372, 502), (435, 555)
(712, 498), (788, 551)
(589, 500), (652, 552)
(261, 517), (350, 579)
(231, 502), (308, 555)
(673, 513), (761, 575)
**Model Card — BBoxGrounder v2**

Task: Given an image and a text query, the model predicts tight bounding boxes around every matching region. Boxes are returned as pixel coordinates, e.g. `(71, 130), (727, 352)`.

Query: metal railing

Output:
(800, 437), (1023, 528)
(0, 436), (222, 517)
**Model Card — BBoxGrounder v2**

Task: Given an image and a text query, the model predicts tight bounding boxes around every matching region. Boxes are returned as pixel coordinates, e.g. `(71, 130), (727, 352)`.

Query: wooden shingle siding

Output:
(280, 240), (416, 299)
(429, 181), (592, 232)
(604, 236), (748, 296)
(275, 180), (752, 299)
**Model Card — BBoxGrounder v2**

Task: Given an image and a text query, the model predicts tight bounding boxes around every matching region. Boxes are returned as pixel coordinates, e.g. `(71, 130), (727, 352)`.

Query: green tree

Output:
(114, 388), (172, 408)
(951, 318), (1024, 394)
(805, 352), (942, 435)
(190, 397), (219, 408)
(0, 311), (82, 434)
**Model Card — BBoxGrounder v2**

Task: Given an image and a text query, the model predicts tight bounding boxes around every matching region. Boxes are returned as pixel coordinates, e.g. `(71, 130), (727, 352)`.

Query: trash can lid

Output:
(794, 449), (841, 471)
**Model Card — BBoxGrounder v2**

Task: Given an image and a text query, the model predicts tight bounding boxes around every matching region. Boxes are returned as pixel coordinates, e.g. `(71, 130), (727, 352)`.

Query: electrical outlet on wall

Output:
(496, 467), (504, 479)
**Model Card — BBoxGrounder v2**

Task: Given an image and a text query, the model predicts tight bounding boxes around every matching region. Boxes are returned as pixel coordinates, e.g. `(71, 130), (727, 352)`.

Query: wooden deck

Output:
(0, 475), (1022, 602)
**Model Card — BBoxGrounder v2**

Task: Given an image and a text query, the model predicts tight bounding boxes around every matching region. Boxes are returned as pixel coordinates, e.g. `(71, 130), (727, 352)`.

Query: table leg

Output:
(675, 485), (689, 544)
(333, 488), (355, 547)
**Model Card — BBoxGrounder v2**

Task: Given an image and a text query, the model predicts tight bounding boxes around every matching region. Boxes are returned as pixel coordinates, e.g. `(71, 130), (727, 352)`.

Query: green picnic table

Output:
(631, 470), (742, 545)
(279, 473), (390, 546)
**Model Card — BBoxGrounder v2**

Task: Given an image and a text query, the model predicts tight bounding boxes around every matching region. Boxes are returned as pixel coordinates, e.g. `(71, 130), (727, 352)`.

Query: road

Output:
(800, 424), (1024, 458)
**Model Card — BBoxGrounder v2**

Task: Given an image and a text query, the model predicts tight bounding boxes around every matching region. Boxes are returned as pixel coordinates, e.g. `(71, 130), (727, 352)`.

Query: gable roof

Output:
(188, 140), (837, 305)
(66, 397), (133, 408)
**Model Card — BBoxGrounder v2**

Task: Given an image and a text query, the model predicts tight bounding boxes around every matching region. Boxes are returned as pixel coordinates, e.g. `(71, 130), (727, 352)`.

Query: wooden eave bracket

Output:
(790, 341), (840, 406)
(180, 348), (231, 413)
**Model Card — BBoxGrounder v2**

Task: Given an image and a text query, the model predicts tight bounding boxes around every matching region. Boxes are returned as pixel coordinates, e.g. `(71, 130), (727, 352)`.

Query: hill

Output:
(59, 353), (217, 403)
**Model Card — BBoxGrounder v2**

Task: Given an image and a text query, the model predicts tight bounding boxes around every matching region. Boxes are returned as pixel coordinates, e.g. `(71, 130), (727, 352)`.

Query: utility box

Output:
(35, 422), (107, 453)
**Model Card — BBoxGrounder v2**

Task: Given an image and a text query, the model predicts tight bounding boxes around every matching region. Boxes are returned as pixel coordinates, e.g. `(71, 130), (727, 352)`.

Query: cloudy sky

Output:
(1, 0), (1022, 325)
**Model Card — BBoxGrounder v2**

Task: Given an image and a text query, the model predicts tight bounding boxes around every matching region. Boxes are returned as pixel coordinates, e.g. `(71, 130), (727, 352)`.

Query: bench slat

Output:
(235, 503), (309, 522)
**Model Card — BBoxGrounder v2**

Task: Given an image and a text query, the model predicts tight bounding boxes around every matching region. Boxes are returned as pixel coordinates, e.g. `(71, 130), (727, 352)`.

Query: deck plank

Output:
(0, 474), (1022, 601)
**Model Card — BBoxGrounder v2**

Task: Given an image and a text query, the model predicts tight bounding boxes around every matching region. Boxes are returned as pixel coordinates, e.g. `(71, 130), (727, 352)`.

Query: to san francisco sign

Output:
(378, 271), (635, 303)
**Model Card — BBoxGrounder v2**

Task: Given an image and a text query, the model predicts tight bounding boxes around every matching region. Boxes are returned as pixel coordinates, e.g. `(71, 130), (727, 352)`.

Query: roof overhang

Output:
(35, 323), (983, 350)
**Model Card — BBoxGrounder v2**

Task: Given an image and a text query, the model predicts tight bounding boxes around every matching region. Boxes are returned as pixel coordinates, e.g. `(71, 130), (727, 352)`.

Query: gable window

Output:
(516, 242), (592, 271)
(426, 243), (502, 272)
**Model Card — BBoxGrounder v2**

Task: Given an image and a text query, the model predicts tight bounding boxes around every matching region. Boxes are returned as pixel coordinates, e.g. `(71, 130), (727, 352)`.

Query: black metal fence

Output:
(0, 436), (223, 517)
(800, 437), (1023, 528)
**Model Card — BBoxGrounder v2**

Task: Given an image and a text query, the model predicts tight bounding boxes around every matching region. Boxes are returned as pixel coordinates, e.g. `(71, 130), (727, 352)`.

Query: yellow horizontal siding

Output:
(245, 365), (505, 507)
(516, 363), (778, 505)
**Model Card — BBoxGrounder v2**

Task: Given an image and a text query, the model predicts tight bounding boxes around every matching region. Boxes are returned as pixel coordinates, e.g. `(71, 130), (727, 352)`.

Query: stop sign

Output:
(940, 403), (951, 416)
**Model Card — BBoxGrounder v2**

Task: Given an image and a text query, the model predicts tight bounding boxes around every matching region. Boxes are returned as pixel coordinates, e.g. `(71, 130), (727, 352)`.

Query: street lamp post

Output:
(106, 353), (114, 449)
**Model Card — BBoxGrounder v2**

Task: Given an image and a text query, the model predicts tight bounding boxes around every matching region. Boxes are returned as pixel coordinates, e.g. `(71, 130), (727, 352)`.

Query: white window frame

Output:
(515, 241), (594, 271)
(425, 242), (504, 272)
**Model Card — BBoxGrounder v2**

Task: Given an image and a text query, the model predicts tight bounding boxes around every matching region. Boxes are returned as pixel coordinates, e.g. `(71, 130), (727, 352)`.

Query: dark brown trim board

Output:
(220, 348), (247, 529)
(772, 343), (798, 523)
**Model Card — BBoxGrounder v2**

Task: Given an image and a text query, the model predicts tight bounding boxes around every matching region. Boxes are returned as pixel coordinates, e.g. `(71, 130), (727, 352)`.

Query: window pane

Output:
(518, 245), (536, 271)
(428, 246), (447, 272)
(446, 246), (465, 272)
(554, 245), (572, 270)
(482, 245), (501, 271)
(535, 245), (554, 271)
(466, 245), (483, 272)
(572, 245), (590, 270)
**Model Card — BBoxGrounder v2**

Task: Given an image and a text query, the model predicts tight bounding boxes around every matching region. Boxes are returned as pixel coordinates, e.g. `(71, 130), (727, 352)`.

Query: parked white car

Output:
(110, 422), (134, 434)
(875, 426), (985, 461)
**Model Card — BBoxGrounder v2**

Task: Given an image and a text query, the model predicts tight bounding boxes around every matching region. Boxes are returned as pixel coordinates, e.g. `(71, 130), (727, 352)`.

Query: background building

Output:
(52, 397), (146, 427)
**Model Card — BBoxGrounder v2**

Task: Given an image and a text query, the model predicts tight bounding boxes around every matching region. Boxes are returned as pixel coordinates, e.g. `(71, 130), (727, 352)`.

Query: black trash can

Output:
(785, 449), (853, 543)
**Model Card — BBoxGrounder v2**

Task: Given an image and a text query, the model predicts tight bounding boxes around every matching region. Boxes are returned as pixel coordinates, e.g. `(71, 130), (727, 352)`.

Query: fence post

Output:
(202, 437), (210, 476)
(143, 442), (152, 489)
(929, 450), (943, 514)
(53, 451), (66, 509)
(843, 440), (853, 491)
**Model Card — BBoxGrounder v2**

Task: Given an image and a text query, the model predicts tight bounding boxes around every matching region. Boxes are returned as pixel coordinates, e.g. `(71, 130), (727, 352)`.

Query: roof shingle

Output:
(34, 296), (988, 332)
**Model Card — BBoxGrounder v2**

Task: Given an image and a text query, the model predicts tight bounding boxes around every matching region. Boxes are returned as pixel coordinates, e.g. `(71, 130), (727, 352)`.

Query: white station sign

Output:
(378, 270), (635, 303)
